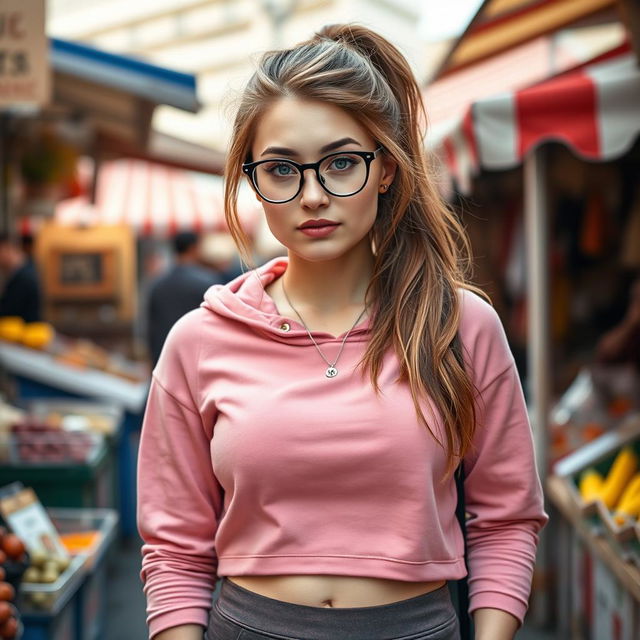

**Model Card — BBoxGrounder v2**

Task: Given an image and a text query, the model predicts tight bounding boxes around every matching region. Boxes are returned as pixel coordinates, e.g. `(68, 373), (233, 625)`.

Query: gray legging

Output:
(205, 578), (460, 640)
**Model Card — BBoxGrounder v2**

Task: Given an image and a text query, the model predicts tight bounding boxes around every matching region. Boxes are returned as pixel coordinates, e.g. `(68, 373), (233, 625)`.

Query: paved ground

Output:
(105, 538), (557, 640)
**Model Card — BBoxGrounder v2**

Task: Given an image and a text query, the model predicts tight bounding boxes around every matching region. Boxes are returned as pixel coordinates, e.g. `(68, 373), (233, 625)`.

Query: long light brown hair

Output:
(224, 24), (489, 475)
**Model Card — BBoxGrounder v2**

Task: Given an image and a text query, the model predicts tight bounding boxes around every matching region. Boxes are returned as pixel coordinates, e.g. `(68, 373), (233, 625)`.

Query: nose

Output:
(299, 168), (329, 209)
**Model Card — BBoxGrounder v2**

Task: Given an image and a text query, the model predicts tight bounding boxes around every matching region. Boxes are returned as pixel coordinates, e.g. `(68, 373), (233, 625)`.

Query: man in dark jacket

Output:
(0, 233), (41, 322)
(147, 232), (222, 367)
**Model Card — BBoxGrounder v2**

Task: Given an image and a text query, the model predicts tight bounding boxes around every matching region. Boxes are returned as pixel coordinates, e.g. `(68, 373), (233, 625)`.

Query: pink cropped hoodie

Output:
(137, 257), (548, 638)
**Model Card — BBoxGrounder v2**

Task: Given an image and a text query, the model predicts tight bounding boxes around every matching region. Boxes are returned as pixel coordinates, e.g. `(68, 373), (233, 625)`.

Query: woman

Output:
(138, 24), (548, 640)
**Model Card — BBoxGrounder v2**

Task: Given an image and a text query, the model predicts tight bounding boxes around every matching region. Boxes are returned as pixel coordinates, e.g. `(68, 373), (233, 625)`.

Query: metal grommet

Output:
(279, 322), (291, 332)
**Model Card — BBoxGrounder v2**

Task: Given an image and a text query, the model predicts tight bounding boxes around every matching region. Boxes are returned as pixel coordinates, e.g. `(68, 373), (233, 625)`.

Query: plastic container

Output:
(48, 509), (118, 571)
(2, 430), (103, 466)
(19, 399), (125, 531)
(48, 508), (119, 640)
(19, 554), (84, 640)
(19, 555), (85, 613)
(18, 508), (119, 640)
(25, 400), (123, 440)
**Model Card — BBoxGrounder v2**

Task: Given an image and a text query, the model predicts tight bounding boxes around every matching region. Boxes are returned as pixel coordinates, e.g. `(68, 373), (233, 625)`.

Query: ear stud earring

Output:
(379, 184), (389, 193)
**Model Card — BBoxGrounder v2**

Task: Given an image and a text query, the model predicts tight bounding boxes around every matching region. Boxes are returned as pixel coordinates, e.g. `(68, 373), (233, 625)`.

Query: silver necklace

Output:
(281, 280), (367, 379)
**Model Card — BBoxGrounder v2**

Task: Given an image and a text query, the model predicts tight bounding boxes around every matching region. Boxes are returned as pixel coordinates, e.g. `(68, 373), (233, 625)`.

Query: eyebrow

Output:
(259, 137), (362, 158)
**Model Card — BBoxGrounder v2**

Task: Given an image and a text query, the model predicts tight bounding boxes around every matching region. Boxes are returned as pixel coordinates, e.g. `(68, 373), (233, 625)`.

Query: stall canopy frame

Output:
(51, 37), (200, 113)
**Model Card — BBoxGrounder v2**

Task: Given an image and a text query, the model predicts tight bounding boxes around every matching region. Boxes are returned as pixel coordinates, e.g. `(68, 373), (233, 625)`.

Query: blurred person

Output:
(596, 275), (640, 370)
(0, 232), (41, 323)
(138, 25), (547, 640)
(146, 231), (222, 367)
(20, 233), (35, 264)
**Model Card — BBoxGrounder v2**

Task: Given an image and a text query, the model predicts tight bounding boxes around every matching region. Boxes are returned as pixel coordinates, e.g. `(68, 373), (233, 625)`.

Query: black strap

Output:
(453, 463), (473, 639)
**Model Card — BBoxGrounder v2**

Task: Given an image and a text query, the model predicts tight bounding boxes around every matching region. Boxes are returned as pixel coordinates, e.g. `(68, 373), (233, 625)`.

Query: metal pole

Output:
(524, 146), (553, 626)
(0, 113), (9, 235)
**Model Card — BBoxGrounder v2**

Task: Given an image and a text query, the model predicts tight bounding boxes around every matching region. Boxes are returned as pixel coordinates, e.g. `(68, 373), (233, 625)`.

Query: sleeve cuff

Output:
(148, 607), (209, 639)
(468, 590), (528, 627)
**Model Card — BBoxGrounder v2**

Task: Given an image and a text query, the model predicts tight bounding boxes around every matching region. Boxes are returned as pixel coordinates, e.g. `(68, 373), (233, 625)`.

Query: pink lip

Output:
(299, 224), (340, 238)
(297, 219), (341, 238)
(298, 218), (339, 229)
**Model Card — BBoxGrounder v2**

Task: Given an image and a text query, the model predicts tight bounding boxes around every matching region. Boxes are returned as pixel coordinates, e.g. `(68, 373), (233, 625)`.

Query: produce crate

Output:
(25, 400), (123, 441)
(47, 508), (118, 640)
(554, 418), (640, 506)
(19, 555), (85, 640)
(11, 380), (139, 537)
(1, 430), (103, 466)
(553, 416), (640, 563)
(0, 441), (111, 510)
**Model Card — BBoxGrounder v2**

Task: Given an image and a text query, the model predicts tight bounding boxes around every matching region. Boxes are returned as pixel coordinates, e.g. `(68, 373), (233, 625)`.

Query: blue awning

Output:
(51, 37), (200, 113)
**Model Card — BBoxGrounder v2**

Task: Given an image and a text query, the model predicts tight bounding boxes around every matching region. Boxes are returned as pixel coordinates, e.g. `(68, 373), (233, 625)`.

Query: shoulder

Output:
(147, 270), (171, 294)
(14, 264), (37, 285)
(457, 288), (501, 337)
(153, 307), (208, 383)
(457, 287), (515, 387)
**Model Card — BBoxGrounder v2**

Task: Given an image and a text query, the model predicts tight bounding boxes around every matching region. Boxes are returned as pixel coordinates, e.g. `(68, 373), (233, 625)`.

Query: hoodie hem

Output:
(218, 555), (467, 582)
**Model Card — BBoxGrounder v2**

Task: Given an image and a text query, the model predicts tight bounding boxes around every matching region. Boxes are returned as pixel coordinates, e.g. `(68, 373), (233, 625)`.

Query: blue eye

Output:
(328, 156), (359, 171)
(265, 162), (298, 177)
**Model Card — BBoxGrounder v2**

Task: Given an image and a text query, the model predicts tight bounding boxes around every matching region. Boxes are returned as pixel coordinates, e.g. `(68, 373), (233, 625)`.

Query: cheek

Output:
(349, 182), (380, 224)
(261, 204), (291, 241)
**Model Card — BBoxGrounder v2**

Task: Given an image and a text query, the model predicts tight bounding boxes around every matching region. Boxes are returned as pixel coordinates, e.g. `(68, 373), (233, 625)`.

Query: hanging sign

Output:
(0, 0), (49, 107)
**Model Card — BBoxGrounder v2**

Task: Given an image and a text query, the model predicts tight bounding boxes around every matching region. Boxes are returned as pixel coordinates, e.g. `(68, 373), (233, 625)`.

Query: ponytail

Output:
(314, 24), (427, 141)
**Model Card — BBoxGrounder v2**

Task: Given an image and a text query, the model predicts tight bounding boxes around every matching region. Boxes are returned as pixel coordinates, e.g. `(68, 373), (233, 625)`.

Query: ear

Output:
(380, 153), (397, 187)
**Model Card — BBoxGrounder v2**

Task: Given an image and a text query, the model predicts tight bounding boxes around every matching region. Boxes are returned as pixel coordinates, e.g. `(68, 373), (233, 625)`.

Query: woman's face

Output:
(249, 97), (396, 264)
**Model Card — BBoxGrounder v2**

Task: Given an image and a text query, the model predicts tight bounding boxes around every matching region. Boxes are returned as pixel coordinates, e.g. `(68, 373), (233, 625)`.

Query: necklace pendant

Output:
(326, 366), (338, 378)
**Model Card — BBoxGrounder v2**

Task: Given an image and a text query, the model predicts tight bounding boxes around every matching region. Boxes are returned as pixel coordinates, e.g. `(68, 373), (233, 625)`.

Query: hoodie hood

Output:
(201, 257), (371, 345)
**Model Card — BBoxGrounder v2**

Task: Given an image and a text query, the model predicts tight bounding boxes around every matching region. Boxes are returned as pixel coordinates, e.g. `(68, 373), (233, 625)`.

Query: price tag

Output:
(0, 483), (69, 560)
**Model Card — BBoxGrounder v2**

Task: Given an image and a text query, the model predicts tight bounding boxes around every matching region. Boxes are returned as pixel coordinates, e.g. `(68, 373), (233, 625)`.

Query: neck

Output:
(282, 244), (374, 315)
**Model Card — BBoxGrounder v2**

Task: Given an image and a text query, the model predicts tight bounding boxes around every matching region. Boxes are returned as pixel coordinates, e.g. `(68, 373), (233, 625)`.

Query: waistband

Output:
(215, 578), (457, 640)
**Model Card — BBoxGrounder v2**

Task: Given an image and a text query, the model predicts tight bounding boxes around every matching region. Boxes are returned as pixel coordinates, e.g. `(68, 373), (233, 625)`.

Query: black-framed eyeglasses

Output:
(242, 146), (384, 204)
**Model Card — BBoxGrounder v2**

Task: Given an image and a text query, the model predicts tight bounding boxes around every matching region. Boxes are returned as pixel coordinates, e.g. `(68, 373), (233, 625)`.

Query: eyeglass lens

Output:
(253, 153), (368, 202)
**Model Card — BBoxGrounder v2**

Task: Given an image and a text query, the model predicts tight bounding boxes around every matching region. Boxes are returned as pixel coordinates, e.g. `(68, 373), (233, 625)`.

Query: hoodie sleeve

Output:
(137, 310), (223, 638)
(458, 291), (548, 626)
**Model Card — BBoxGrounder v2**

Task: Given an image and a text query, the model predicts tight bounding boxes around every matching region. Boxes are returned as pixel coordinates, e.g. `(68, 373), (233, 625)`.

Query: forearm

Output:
(152, 624), (204, 640)
(596, 322), (634, 361)
(473, 607), (519, 640)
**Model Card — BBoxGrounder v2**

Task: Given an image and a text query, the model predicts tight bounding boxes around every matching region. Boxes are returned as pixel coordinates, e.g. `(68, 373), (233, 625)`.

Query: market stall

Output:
(429, 43), (640, 475)
(0, 330), (147, 539)
(426, 36), (640, 637)
(0, 33), (231, 540)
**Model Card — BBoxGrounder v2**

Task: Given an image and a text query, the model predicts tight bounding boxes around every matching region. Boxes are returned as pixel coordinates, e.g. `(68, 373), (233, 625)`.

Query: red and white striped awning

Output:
(428, 45), (640, 193)
(22, 158), (262, 237)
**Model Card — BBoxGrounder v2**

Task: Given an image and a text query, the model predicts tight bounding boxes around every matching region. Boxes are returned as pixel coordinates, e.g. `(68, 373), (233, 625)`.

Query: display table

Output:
(0, 343), (148, 413)
(547, 475), (640, 600)
(547, 475), (640, 639)
(19, 508), (119, 640)
(0, 343), (149, 537)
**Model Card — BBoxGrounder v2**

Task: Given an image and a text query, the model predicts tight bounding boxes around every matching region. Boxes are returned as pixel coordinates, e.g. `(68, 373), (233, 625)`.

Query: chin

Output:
(291, 239), (373, 265)
(290, 246), (348, 263)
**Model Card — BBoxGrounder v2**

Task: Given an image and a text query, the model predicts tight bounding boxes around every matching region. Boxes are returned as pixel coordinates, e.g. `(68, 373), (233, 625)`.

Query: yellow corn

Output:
(578, 468), (604, 501)
(600, 447), (639, 509)
(615, 471), (640, 513)
(613, 492), (640, 525)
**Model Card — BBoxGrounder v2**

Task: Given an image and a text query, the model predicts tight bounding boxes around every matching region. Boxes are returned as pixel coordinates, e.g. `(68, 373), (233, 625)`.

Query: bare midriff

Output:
(227, 575), (447, 608)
